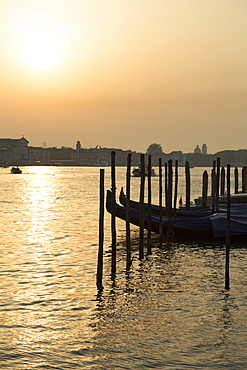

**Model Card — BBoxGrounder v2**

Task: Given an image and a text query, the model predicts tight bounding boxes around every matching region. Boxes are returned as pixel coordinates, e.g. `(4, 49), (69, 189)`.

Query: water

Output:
(0, 166), (246, 369)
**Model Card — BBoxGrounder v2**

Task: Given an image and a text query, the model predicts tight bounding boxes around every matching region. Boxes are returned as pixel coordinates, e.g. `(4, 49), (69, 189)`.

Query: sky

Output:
(1, 0), (247, 154)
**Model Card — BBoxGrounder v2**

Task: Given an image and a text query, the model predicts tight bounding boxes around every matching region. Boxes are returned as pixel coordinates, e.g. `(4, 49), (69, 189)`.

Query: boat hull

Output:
(107, 190), (214, 239)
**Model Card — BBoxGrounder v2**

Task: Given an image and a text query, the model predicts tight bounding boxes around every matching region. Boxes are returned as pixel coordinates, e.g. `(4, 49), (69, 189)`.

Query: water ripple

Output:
(0, 167), (247, 369)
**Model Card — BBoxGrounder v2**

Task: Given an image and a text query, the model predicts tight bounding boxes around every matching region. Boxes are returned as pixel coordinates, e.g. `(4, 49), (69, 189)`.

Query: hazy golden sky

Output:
(1, 0), (247, 153)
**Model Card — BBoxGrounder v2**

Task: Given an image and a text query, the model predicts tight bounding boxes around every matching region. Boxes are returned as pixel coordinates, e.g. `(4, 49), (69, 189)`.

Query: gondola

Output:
(119, 188), (247, 218)
(107, 190), (247, 240)
(119, 188), (212, 218)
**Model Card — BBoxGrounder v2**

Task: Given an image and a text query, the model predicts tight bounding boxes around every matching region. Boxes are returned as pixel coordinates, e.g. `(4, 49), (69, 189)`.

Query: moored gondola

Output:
(107, 189), (247, 240)
(119, 188), (212, 218)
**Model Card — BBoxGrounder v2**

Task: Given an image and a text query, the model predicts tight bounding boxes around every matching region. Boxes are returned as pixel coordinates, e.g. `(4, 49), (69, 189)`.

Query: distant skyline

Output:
(1, 0), (247, 154)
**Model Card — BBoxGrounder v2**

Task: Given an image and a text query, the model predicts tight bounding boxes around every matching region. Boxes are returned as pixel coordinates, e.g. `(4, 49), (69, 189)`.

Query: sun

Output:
(16, 12), (66, 71)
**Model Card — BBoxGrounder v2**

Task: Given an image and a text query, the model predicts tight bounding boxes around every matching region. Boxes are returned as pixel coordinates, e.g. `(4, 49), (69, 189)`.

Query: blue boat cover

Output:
(211, 204), (247, 237)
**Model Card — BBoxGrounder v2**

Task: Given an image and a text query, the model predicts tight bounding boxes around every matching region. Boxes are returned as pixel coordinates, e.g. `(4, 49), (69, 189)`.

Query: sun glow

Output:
(16, 12), (67, 71)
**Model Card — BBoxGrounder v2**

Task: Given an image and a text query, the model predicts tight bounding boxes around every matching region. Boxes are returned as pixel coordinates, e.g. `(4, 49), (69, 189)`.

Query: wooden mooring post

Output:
(234, 167), (238, 194)
(220, 167), (225, 196)
(111, 151), (116, 279)
(167, 159), (173, 237)
(97, 168), (104, 289)
(202, 170), (208, 207)
(185, 161), (190, 208)
(216, 157), (220, 212)
(225, 164), (231, 290)
(165, 162), (168, 208)
(126, 153), (131, 270)
(139, 153), (145, 260)
(173, 160), (178, 219)
(211, 160), (216, 213)
(159, 158), (163, 246)
(242, 166), (247, 193)
(147, 155), (152, 255)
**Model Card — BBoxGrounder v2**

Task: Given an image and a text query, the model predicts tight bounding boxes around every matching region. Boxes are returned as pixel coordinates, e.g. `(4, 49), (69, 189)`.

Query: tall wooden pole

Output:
(97, 169), (104, 289)
(220, 167), (225, 196)
(111, 151), (116, 279)
(245, 167), (247, 192)
(234, 167), (238, 194)
(185, 161), (190, 209)
(167, 159), (173, 237)
(211, 160), (216, 214)
(225, 164), (231, 290)
(173, 160), (178, 219)
(202, 170), (208, 207)
(216, 157), (220, 212)
(159, 158), (163, 246)
(139, 153), (145, 260)
(165, 163), (168, 209)
(242, 166), (247, 193)
(126, 153), (131, 270)
(147, 155), (152, 255)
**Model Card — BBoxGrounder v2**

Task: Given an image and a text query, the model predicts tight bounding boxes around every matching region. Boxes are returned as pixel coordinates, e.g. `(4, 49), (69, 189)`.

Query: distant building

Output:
(76, 141), (81, 151)
(28, 146), (51, 165)
(1, 136), (246, 167)
(0, 137), (29, 165)
(215, 149), (247, 167)
(28, 147), (43, 164)
(202, 143), (207, 155)
(167, 151), (187, 167)
(0, 147), (11, 165)
(194, 145), (201, 154)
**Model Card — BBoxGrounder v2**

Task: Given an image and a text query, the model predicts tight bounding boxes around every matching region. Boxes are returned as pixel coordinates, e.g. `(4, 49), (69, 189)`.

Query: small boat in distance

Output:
(132, 166), (156, 177)
(11, 167), (22, 174)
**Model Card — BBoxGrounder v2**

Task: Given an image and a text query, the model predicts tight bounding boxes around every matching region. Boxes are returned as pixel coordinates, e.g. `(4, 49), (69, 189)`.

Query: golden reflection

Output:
(21, 166), (59, 246)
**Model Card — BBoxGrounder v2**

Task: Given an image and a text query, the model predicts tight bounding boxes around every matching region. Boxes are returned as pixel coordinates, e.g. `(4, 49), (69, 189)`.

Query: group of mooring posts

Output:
(97, 152), (247, 291)
(97, 151), (176, 290)
(202, 160), (247, 290)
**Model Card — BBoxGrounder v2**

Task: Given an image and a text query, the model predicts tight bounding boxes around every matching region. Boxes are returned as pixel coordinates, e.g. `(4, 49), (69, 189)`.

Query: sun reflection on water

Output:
(20, 167), (61, 246)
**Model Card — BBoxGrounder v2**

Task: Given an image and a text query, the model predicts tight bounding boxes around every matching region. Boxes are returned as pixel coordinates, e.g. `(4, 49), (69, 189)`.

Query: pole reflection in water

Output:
(91, 244), (247, 369)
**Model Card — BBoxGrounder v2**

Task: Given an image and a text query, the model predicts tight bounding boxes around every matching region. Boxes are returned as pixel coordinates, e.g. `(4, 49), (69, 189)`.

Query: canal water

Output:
(0, 166), (246, 369)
